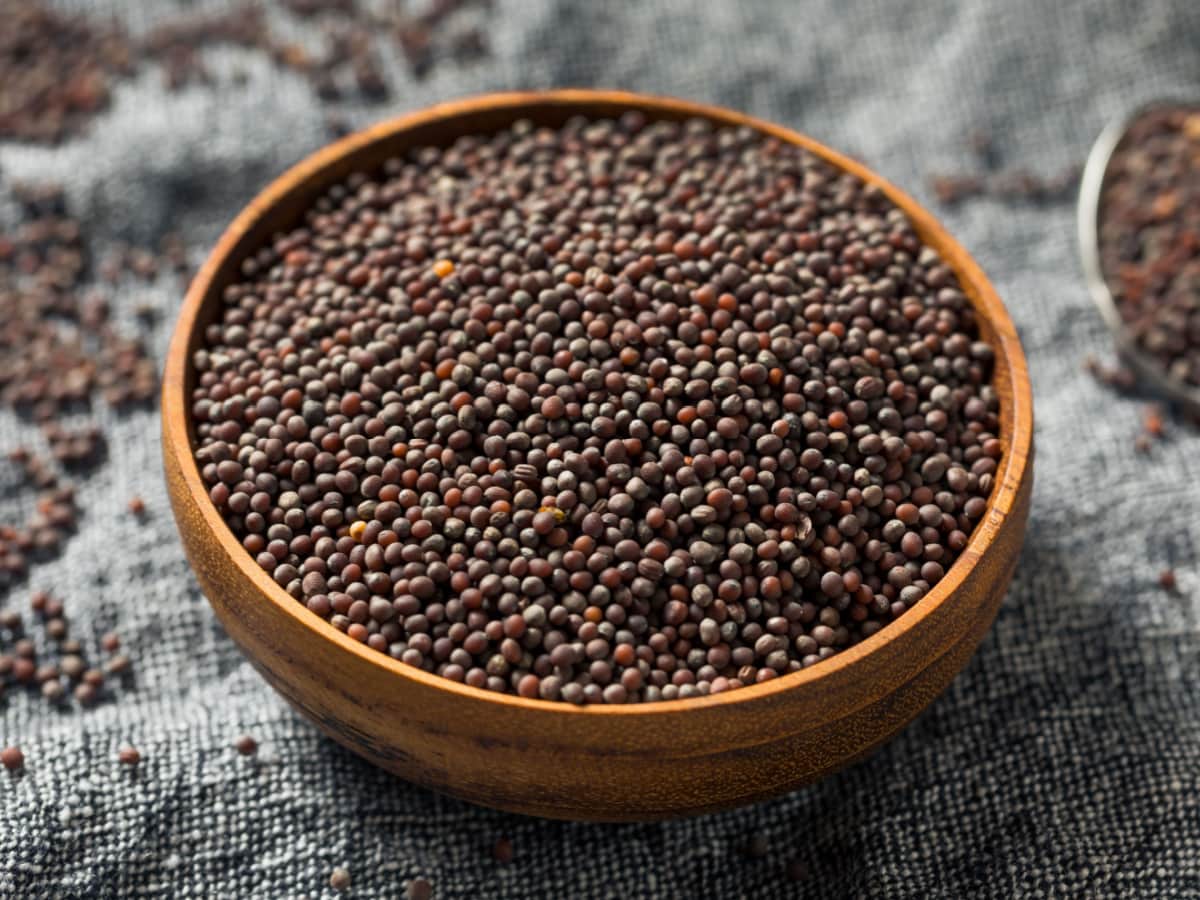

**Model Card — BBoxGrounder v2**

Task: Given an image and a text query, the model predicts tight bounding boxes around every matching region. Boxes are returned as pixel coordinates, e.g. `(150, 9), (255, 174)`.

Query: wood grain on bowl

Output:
(162, 90), (1033, 821)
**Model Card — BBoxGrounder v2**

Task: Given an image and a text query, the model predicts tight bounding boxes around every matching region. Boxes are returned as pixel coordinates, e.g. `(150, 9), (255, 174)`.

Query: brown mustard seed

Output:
(1, 746), (24, 771)
(60, 654), (86, 679)
(118, 745), (141, 765)
(234, 734), (258, 756)
(329, 867), (351, 891)
(1159, 569), (1177, 591)
(744, 831), (769, 859)
(73, 682), (98, 705)
(405, 877), (434, 900)
(492, 836), (513, 864)
(12, 658), (36, 683)
(40, 679), (65, 701)
(190, 114), (1001, 704)
(1099, 105), (1200, 388)
(128, 496), (146, 516)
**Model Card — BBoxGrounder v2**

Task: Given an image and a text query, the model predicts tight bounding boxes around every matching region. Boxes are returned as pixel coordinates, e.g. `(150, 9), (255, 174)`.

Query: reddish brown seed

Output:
(329, 867), (351, 891)
(1, 746), (24, 771)
(744, 831), (769, 859)
(41, 679), (65, 701)
(12, 658), (35, 683)
(1159, 569), (1177, 590)
(100, 632), (120, 652)
(59, 654), (85, 679)
(492, 836), (514, 864)
(74, 682), (98, 705)
(118, 745), (141, 766)
(234, 734), (258, 756)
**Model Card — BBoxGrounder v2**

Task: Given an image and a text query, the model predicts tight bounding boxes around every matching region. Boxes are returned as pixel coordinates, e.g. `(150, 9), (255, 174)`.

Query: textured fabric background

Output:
(1, 1), (1199, 897)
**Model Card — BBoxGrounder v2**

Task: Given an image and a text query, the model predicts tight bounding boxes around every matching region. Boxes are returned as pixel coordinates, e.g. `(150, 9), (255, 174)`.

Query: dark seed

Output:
(329, 867), (351, 891)
(745, 831), (769, 859)
(1, 746), (24, 771)
(492, 836), (513, 864)
(234, 734), (258, 756)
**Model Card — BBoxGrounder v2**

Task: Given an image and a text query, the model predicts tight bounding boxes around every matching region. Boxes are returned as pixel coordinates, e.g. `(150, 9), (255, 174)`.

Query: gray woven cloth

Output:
(2, 1), (1199, 897)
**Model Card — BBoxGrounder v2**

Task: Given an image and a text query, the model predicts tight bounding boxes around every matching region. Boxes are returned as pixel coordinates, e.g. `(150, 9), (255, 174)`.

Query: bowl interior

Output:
(165, 89), (1032, 716)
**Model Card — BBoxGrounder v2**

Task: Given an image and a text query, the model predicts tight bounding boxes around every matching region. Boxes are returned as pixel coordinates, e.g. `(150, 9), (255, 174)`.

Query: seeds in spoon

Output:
(1099, 105), (1200, 387)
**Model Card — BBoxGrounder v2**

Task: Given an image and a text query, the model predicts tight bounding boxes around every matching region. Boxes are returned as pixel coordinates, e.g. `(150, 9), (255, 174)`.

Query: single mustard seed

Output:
(492, 836), (513, 864)
(234, 734), (258, 756)
(329, 867), (351, 891)
(1, 746), (24, 771)
(745, 831), (769, 859)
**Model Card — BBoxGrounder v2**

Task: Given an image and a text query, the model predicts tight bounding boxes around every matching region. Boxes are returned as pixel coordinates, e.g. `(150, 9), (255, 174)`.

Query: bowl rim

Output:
(162, 88), (1033, 718)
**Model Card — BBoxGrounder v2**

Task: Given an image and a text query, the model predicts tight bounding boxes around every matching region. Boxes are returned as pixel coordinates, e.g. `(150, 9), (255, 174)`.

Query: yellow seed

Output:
(538, 505), (567, 523)
(348, 520), (366, 541)
(432, 259), (454, 278)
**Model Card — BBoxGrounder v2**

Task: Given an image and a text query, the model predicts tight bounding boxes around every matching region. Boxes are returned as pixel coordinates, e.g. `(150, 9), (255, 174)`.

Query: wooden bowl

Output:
(162, 90), (1033, 822)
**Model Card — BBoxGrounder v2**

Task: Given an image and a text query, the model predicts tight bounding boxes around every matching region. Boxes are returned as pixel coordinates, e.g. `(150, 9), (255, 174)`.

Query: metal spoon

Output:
(1077, 99), (1200, 413)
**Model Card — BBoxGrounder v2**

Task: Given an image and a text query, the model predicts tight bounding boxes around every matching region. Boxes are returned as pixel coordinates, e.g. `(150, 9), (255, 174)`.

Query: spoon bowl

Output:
(1078, 99), (1200, 413)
